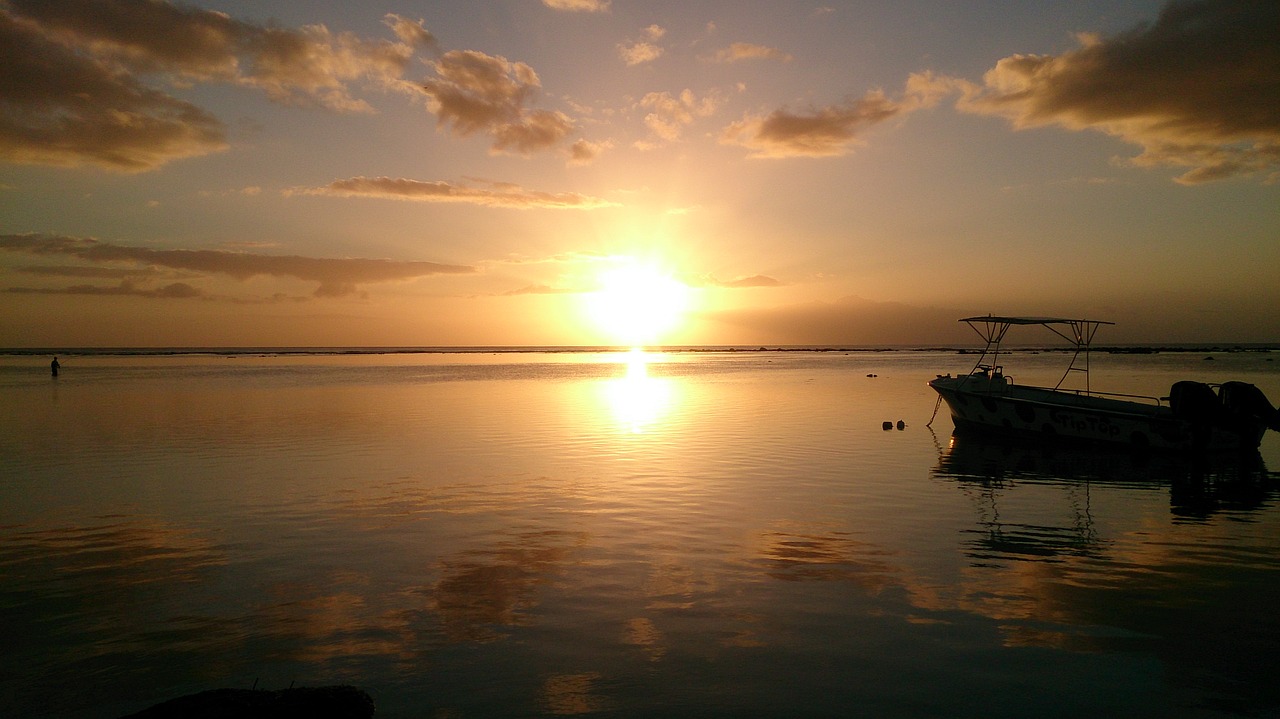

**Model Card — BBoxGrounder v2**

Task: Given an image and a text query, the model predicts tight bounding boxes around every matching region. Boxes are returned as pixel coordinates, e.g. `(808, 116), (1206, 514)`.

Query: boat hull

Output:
(929, 376), (1266, 451)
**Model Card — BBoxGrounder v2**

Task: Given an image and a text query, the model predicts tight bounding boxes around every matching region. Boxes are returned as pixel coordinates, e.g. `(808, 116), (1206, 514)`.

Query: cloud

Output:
(694, 274), (783, 289)
(0, 233), (475, 298)
(708, 43), (794, 64)
(542, 0), (611, 12)
(492, 110), (576, 155)
(18, 265), (172, 280)
(8, 1), (433, 110)
(419, 50), (576, 155)
(957, 0), (1280, 184)
(0, 9), (228, 172)
(8, 280), (204, 299)
(618, 42), (662, 67)
(491, 250), (611, 266)
(294, 176), (618, 209)
(640, 89), (724, 143)
(501, 284), (575, 296)
(618, 25), (666, 67)
(722, 72), (950, 158)
(568, 139), (609, 165)
(0, 1), (435, 172)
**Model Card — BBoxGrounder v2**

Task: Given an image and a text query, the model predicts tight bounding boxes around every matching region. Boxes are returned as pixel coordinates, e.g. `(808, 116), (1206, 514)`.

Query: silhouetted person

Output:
(51, 356), (59, 377)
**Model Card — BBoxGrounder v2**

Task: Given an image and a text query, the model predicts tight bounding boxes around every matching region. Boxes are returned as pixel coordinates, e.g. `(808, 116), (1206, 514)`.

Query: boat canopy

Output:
(958, 315), (1115, 392)
(959, 316), (1114, 326)
(959, 316), (1113, 347)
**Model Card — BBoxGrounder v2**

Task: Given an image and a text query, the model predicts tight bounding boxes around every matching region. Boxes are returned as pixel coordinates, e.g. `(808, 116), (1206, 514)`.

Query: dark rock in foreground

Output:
(121, 685), (374, 718)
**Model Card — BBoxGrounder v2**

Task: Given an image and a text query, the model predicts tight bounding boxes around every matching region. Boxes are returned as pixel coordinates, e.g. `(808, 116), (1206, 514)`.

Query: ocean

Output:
(2, 348), (1278, 718)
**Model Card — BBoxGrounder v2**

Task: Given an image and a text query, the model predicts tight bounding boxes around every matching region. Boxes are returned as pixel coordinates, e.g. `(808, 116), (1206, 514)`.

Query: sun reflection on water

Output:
(602, 349), (674, 434)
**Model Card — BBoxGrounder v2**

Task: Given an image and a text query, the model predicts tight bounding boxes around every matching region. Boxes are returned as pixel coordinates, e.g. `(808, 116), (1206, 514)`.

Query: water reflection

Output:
(755, 526), (901, 589)
(540, 672), (607, 715)
(600, 349), (674, 434)
(430, 530), (582, 643)
(930, 433), (1280, 713)
(621, 617), (666, 661)
(5, 351), (1280, 718)
(935, 432), (1276, 521)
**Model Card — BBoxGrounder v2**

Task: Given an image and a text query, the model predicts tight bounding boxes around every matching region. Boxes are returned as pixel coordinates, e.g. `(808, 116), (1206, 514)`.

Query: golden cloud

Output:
(419, 50), (576, 156)
(957, 0), (1280, 184)
(0, 1), (434, 171)
(542, 0), (611, 12)
(1, 233), (475, 298)
(708, 42), (794, 64)
(721, 73), (950, 158)
(296, 176), (618, 209)
(639, 89), (725, 143)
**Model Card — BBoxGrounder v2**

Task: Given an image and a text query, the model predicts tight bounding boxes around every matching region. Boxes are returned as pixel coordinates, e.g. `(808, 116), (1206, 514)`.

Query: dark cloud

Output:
(722, 73), (948, 158)
(0, 233), (475, 298)
(958, 0), (1280, 184)
(420, 50), (575, 155)
(18, 264), (170, 279)
(8, 280), (203, 299)
(0, 1), (433, 171)
(0, 9), (227, 171)
(295, 176), (617, 209)
(568, 139), (607, 165)
(8, 0), (432, 109)
(2, 0), (582, 168)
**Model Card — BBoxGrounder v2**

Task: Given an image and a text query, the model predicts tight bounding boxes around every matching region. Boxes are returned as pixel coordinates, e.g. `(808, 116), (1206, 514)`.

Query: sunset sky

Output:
(2, 0), (1277, 347)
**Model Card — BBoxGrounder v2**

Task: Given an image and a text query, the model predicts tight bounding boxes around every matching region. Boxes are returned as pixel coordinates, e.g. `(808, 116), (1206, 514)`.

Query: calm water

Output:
(2, 350), (1279, 718)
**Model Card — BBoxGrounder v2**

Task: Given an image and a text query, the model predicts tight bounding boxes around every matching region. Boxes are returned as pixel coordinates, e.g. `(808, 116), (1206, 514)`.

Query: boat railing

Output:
(1009, 381), (1167, 408)
(1053, 387), (1166, 406)
(953, 369), (1167, 408)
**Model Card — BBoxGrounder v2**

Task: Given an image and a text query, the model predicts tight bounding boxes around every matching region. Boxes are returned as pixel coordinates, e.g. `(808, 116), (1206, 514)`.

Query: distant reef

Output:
(121, 685), (374, 719)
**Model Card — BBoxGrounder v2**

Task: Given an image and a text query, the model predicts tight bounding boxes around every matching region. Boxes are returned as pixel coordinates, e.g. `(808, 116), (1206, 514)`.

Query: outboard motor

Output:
(1221, 381), (1280, 432)
(1169, 381), (1220, 419)
(1170, 381), (1220, 447)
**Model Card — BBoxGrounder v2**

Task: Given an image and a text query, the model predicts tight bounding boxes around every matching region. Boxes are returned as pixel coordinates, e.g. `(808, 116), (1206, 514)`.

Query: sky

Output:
(1, 0), (1277, 347)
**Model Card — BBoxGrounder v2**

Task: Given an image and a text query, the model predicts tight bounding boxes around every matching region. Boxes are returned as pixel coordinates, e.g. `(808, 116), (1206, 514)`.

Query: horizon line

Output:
(4, 343), (1278, 358)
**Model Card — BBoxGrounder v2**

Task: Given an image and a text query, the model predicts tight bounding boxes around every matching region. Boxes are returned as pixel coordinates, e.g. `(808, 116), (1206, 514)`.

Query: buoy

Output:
(896, 420), (905, 430)
(882, 421), (893, 430)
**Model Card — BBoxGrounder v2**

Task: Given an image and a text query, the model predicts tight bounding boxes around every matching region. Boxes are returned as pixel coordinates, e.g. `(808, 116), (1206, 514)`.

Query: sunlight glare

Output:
(603, 349), (673, 434)
(585, 262), (690, 346)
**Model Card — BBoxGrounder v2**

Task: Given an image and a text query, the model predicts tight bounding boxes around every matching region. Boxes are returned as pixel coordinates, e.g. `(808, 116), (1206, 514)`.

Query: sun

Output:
(584, 261), (691, 346)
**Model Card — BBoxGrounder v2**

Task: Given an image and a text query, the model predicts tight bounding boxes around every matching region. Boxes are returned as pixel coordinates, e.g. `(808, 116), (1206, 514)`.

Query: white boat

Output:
(927, 316), (1280, 451)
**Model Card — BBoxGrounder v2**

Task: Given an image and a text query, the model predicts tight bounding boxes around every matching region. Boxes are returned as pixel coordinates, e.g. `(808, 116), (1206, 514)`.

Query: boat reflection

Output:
(934, 431), (1276, 523)
(929, 431), (1280, 713)
(601, 349), (675, 434)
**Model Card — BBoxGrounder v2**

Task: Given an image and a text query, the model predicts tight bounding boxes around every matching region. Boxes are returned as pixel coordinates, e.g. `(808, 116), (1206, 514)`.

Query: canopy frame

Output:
(960, 315), (1114, 393)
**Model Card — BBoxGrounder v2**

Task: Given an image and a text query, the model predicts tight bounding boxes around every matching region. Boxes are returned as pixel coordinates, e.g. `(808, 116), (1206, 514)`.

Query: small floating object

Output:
(867, 373), (878, 378)
(896, 420), (905, 430)
(882, 421), (893, 430)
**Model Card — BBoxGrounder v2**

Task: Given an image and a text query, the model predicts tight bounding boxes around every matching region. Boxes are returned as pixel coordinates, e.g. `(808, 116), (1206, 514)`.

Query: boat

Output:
(927, 316), (1280, 451)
